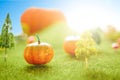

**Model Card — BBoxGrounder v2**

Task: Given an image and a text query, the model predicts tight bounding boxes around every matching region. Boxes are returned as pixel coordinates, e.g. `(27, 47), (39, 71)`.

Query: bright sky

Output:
(63, 0), (120, 33)
(0, 0), (120, 35)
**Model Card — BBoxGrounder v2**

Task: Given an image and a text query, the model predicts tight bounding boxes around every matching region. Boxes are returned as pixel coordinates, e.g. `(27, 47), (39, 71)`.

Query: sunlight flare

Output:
(64, 6), (119, 33)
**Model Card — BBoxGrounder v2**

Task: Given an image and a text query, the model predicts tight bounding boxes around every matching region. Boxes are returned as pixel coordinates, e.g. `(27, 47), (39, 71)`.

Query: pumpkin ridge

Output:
(24, 47), (32, 64)
(36, 45), (41, 64)
(30, 46), (35, 64)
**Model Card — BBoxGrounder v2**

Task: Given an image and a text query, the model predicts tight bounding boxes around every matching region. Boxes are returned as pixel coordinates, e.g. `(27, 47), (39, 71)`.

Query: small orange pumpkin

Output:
(24, 36), (54, 65)
(63, 36), (79, 55)
(27, 36), (35, 43)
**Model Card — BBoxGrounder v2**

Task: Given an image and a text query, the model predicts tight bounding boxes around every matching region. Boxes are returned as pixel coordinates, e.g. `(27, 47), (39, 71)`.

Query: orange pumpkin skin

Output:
(63, 36), (79, 55)
(117, 38), (120, 45)
(24, 42), (54, 65)
(21, 7), (66, 35)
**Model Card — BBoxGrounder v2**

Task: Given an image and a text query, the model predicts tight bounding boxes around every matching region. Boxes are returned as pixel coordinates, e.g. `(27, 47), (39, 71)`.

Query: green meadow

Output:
(0, 24), (120, 80)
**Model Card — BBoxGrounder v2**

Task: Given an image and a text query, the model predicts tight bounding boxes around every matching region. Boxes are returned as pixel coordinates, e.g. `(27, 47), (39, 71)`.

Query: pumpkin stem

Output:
(36, 35), (40, 44)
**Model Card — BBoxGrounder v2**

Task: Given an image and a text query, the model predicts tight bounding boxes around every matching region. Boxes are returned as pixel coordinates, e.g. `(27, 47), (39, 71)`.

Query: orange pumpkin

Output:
(63, 36), (79, 55)
(21, 7), (66, 35)
(24, 36), (54, 65)
(112, 42), (119, 49)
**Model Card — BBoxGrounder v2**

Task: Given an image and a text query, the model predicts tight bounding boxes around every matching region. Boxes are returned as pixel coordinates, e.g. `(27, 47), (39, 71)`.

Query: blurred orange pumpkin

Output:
(24, 37), (54, 65)
(21, 7), (66, 35)
(27, 36), (35, 43)
(63, 36), (80, 55)
(117, 38), (120, 45)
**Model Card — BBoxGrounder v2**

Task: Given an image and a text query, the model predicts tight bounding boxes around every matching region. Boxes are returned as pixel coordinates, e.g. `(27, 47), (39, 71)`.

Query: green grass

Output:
(0, 23), (120, 80)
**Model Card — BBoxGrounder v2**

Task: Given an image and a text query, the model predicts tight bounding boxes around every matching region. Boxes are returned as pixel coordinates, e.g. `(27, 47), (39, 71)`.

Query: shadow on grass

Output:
(24, 65), (52, 74)
(65, 53), (100, 62)
(65, 55), (77, 60)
